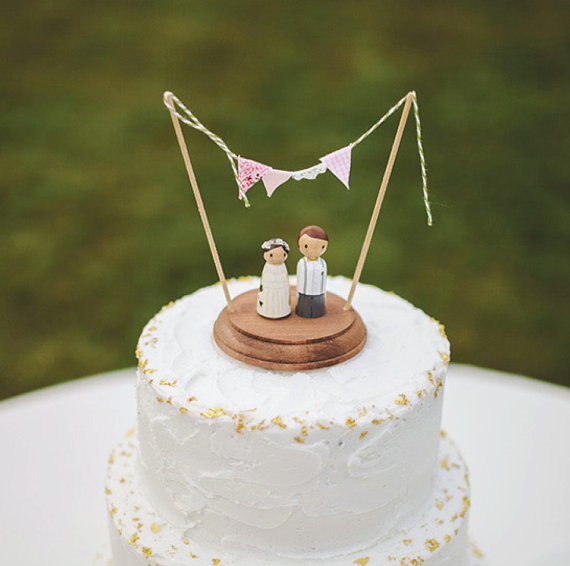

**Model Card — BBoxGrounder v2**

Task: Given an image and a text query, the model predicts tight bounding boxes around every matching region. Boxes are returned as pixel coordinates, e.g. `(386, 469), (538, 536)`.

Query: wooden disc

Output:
(213, 286), (367, 371)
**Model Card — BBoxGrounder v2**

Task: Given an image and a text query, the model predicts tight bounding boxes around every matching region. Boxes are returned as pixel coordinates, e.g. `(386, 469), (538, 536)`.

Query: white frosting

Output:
(106, 431), (480, 565)
(133, 277), (451, 557)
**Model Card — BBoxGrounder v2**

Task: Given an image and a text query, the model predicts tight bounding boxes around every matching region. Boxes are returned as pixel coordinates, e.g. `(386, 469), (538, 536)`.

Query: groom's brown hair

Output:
(297, 225), (328, 244)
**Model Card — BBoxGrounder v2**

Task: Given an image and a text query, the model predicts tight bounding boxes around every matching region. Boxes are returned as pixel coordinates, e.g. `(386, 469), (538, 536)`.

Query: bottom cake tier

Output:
(105, 431), (484, 566)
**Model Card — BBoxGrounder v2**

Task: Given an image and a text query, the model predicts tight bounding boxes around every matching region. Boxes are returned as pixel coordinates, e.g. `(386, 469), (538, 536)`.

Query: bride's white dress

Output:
(257, 263), (291, 319)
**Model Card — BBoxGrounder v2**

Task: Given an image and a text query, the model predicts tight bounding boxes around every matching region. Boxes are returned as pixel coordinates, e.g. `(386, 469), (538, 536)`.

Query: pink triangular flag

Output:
(238, 156), (272, 197)
(262, 169), (292, 197)
(320, 144), (353, 189)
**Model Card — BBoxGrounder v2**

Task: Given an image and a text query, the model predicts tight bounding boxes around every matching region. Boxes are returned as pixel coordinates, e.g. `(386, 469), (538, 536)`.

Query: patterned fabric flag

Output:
(262, 169), (292, 197)
(238, 156), (272, 197)
(320, 144), (353, 189)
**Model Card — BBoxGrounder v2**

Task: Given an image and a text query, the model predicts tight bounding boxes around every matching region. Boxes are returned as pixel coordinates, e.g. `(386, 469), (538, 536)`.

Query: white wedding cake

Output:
(102, 277), (484, 565)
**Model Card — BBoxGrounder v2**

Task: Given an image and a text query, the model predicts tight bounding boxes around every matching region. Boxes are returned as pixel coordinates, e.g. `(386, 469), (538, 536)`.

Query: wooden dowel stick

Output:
(166, 93), (232, 306)
(344, 92), (414, 310)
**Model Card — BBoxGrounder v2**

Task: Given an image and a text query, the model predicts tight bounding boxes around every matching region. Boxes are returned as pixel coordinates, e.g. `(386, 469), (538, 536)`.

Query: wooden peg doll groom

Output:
(296, 225), (328, 318)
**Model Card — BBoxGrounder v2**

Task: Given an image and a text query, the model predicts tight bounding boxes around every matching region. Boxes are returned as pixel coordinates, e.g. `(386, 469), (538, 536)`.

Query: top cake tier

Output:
(135, 276), (450, 558)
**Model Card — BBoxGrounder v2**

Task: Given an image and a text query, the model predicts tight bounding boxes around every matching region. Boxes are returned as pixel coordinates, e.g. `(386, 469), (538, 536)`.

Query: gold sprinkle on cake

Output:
(346, 417), (356, 428)
(460, 496), (471, 518)
(471, 542), (484, 557)
(271, 416), (287, 429)
(395, 393), (410, 406)
(200, 407), (226, 418)
(425, 538), (439, 552)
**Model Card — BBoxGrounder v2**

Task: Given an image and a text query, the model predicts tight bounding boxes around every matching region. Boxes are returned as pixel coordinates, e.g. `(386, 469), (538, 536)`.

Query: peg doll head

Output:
(261, 238), (290, 265)
(297, 225), (328, 261)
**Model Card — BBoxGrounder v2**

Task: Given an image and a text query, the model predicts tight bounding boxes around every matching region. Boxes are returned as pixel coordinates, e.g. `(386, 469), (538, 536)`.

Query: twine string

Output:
(352, 91), (432, 225)
(163, 92), (238, 164)
(410, 92), (432, 226)
(163, 92), (250, 205)
(352, 93), (408, 146)
(163, 91), (432, 223)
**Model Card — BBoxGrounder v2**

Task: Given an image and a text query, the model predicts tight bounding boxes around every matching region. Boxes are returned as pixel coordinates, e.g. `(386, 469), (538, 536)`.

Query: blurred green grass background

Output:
(1, 0), (569, 399)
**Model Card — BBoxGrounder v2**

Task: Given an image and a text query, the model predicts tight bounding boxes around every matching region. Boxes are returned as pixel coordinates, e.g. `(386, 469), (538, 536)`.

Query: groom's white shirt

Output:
(296, 257), (327, 296)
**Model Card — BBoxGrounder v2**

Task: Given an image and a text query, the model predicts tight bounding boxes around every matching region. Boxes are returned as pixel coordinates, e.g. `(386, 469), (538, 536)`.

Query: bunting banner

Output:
(320, 144), (352, 190)
(262, 169), (292, 197)
(239, 143), (353, 199)
(237, 157), (271, 196)
(163, 90), (433, 225)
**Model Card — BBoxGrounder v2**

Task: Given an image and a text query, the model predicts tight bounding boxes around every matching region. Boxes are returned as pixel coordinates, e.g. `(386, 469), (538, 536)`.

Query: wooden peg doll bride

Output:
(257, 238), (291, 319)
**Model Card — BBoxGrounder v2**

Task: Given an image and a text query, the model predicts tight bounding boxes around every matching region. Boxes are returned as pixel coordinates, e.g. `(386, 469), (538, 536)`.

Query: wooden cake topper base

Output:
(213, 286), (367, 371)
